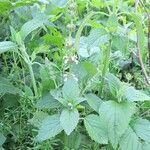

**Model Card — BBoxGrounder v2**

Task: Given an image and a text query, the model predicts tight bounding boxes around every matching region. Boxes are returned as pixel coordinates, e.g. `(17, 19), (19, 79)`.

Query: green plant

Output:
(0, 0), (150, 149)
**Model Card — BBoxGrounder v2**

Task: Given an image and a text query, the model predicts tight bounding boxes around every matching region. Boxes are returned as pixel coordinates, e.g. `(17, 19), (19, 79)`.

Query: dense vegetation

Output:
(0, 0), (150, 149)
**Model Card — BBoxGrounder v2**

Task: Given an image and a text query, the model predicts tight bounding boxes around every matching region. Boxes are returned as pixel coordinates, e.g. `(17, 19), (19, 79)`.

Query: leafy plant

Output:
(0, 0), (150, 149)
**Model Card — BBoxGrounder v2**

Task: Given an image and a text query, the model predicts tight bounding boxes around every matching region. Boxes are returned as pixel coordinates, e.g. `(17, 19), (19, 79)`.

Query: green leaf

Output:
(51, 0), (68, 8)
(0, 133), (6, 146)
(85, 93), (102, 112)
(119, 127), (142, 150)
(0, 41), (17, 54)
(84, 114), (108, 144)
(131, 13), (145, 53)
(107, 14), (118, 32)
(20, 15), (49, 40)
(0, 77), (22, 95)
(131, 118), (150, 142)
(123, 85), (150, 102)
(112, 35), (128, 54)
(60, 108), (79, 135)
(36, 115), (63, 141)
(29, 111), (48, 128)
(142, 142), (150, 150)
(36, 93), (60, 109)
(71, 61), (97, 81)
(87, 28), (109, 47)
(62, 78), (80, 100)
(106, 73), (122, 97)
(99, 101), (135, 149)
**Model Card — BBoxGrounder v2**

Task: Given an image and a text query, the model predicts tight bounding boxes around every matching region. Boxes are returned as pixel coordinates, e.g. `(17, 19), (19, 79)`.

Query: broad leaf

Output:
(99, 101), (135, 149)
(0, 41), (17, 54)
(29, 111), (48, 128)
(36, 115), (63, 141)
(87, 29), (109, 47)
(131, 118), (150, 142)
(60, 108), (79, 135)
(36, 93), (60, 109)
(84, 114), (108, 144)
(62, 78), (80, 100)
(0, 77), (22, 95)
(119, 127), (142, 150)
(86, 93), (102, 112)
(107, 14), (118, 32)
(106, 73), (122, 97)
(123, 85), (150, 102)
(20, 15), (50, 40)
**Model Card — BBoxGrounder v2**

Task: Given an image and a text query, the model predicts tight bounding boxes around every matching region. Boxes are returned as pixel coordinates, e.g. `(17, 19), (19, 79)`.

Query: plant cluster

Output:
(0, 0), (150, 150)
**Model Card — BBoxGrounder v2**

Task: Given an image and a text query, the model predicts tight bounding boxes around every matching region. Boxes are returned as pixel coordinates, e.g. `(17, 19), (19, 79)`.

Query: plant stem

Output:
(99, 42), (111, 95)
(20, 43), (38, 97)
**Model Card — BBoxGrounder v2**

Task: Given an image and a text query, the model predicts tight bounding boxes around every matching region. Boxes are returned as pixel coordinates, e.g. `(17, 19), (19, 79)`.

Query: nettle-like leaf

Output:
(107, 14), (118, 32)
(123, 85), (150, 102)
(60, 108), (79, 135)
(36, 115), (63, 142)
(62, 78), (80, 100)
(36, 93), (60, 109)
(131, 118), (150, 143)
(119, 127), (142, 150)
(99, 101), (135, 149)
(79, 28), (109, 58)
(106, 74), (150, 102)
(84, 114), (108, 144)
(29, 111), (48, 128)
(106, 73), (122, 97)
(71, 61), (97, 82)
(120, 120), (150, 150)
(86, 93), (102, 112)
(0, 77), (22, 96)
(0, 41), (17, 54)
(20, 14), (51, 40)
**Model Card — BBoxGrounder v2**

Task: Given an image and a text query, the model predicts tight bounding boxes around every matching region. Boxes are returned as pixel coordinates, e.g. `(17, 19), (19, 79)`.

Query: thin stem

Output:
(137, 41), (150, 85)
(20, 43), (38, 97)
(99, 42), (111, 95)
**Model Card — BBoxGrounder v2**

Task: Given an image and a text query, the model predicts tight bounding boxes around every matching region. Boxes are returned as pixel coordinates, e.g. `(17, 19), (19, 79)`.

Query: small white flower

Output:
(68, 102), (73, 110)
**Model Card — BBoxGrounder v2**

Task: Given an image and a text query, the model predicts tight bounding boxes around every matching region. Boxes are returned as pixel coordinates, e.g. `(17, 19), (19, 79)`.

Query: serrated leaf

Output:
(36, 93), (60, 109)
(86, 93), (102, 112)
(29, 111), (48, 128)
(131, 118), (150, 142)
(87, 29), (109, 47)
(123, 85), (150, 102)
(0, 77), (22, 95)
(107, 14), (118, 32)
(60, 108), (79, 135)
(0, 133), (6, 146)
(0, 41), (17, 54)
(84, 114), (108, 144)
(119, 127), (142, 150)
(62, 78), (80, 100)
(36, 115), (63, 141)
(20, 15), (49, 40)
(99, 101), (135, 149)
(106, 73), (121, 97)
